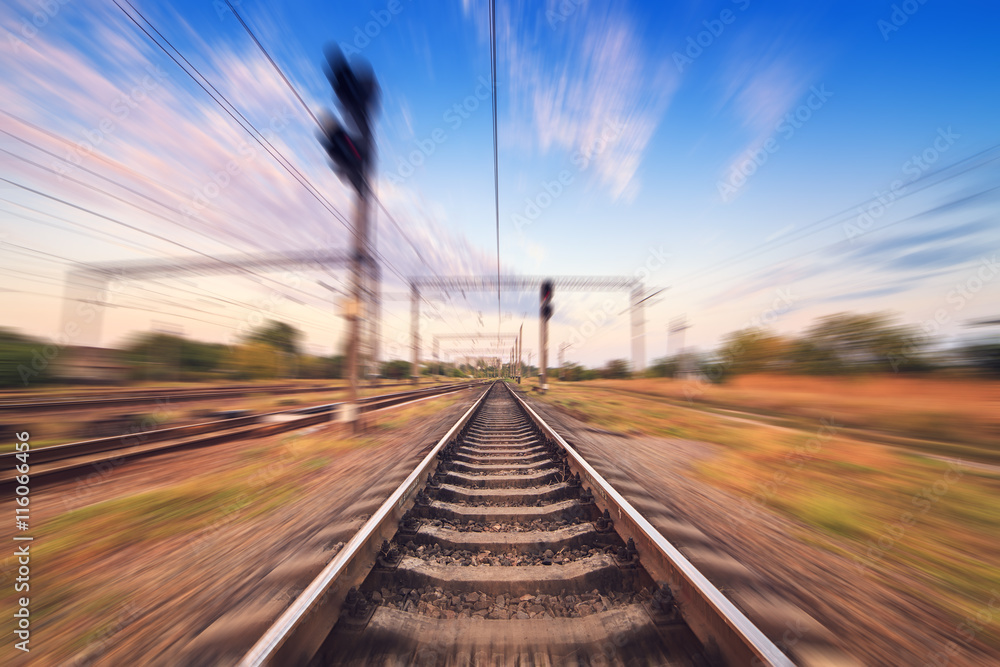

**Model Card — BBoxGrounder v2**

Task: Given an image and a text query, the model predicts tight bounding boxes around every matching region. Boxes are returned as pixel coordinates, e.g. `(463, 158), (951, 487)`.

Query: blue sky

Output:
(1, 0), (998, 367)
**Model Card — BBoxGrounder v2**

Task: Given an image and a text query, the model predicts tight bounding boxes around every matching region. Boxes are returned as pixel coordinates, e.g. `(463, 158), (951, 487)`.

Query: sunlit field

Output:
(535, 375), (1000, 649)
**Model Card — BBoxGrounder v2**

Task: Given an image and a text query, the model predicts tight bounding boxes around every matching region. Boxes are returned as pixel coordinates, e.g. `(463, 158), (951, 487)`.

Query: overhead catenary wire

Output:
(672, 144), (1000, 292)
(0, 149), (342, 306)
(220, 0), (451, 284)
(112, 0), (420, 285)
(489, 0), (501, 344)
(113, 0), (491, 364)
(217, 0), (480, 346)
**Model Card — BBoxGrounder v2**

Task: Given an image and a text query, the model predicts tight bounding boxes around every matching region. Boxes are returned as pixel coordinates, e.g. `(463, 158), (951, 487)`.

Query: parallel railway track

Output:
(0, 380), (426, 414)
(240, 381), (793, 666)
(0, 381), (484, 490)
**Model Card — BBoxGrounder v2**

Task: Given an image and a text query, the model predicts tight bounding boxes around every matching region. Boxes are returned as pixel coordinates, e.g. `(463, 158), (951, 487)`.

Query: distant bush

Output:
(601, 359), (631, 379)
(0, 328), (55, 387)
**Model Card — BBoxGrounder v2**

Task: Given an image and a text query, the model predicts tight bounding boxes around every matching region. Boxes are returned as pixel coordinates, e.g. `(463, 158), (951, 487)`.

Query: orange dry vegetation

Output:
(581, 374), (1000, 451)
(535, 376), (1000, 656)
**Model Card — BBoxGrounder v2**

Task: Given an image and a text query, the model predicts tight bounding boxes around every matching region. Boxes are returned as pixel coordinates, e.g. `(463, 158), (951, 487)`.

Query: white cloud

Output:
(713, 21), (828, 200)
(490, 1), (675, 201)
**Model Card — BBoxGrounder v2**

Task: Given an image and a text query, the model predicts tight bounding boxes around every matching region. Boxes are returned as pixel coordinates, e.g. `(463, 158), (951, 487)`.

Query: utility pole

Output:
(558, 342), (573, 380)
(668, 316), (690, 355)
(669, 315), (691, 375)
(319, 47), (379, 430)
(517, 323), (522, 383)
(410, 282), (419, 383)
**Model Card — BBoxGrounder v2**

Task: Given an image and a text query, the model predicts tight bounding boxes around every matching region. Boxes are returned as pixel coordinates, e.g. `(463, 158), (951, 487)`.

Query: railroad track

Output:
(241, 381), (793, 666)
(0, 381), (484, 490)
(0, 380), (424, 414)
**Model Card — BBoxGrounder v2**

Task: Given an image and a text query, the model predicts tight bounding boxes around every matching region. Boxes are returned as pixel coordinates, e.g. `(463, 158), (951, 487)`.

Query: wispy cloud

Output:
(476, 1), (677, 201)
(0, 0), (497, 289)
(712, 14), (830, 199)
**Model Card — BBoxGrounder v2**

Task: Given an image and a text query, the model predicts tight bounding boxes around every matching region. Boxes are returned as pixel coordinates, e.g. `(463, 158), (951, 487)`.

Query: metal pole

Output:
(359, 193), (372, 387)
(630, 285), (645, 373)
(540, 315), (548, 391)
(371, 260), (380, 383)
(410, 282), (420, 383)
(518, 323), (522, 383)
(346, 194), (365, 425)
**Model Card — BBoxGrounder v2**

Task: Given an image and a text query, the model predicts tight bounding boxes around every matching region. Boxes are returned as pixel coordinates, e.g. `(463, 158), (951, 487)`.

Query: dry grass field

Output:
(534, 375), (1000, 653)
(565, 374), (1000, 462)
(0, 391), (474, 666)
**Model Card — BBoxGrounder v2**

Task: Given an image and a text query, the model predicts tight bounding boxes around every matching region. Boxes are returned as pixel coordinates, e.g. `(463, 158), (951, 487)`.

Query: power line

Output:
(215, 0), (478, 349)
(112, 1), (351, 232)
(1, 237), (342, 335)
(223, 0), (320, 127)
(673, 144), (1000, 292)
(113, 0), (450, 316)
(0, 131), (186, 219)
(220, 0), (447, 283)
(0, 148), (340, 305)
(0, 108), (191, 200)
(488, 0), (501, 336)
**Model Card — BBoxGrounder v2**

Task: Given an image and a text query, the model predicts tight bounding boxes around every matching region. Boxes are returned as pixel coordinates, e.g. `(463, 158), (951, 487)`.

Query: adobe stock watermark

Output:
(181, 108), (292, 218)
(225, 269), (305, 350)
(53, 65), (171, 180)
(878, 0), (930, 41)
(843, 126), (959, 242)
(925, 590), (1000, 667)
(850, 459), (964, 575)
(188, 431), (307, 555)
(6, 0), (72, 53)
(385, 76), (490, 186)
(59, 398), (172, 511)
(66, 601), (145, 666)
(511, 119), (624, 231)
(738, 417), (840, 522)
(672, 0), (752, 72)
(545, 0), (585, 28)
(717, 84), (833, 202)
(384, 308), (438, 362)
(337, 0), (412, 55)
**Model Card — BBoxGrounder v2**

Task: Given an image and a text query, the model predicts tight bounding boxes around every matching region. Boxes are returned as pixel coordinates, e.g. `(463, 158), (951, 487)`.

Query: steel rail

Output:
(0, 382), (484, 488)
(0, 380), (423, 413)
(238, 383), (493, 666)
(505, 383), (794, 667)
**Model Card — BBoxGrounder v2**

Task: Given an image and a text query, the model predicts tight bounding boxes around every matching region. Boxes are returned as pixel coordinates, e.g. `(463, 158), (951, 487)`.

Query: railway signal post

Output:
(319, 47), (379, 429)
(539, 279), (553, 391)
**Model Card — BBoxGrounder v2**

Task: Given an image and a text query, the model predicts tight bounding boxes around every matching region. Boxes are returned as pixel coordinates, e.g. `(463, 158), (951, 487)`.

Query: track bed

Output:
(313, 384), (707, 666)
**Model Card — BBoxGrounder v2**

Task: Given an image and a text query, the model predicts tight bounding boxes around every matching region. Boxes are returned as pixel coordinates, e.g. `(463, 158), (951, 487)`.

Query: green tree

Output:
(717, 329), (792, 376)
(123, 332), (227, 380)
(958, 342), (1000, 376)
(647, 356), (680, 378)
(381, 359), (412, 380)
(0, 328), (54, 387)
(228, 342), (280, 379)
(601, 359), (631, 379)
(246, 320), (301, 356)
(803, 312), (926, 373)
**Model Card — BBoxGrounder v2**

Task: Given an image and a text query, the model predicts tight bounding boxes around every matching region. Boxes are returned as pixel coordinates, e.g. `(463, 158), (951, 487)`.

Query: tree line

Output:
(563, 312), (999, 382)
(2, 312), (996, 387)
